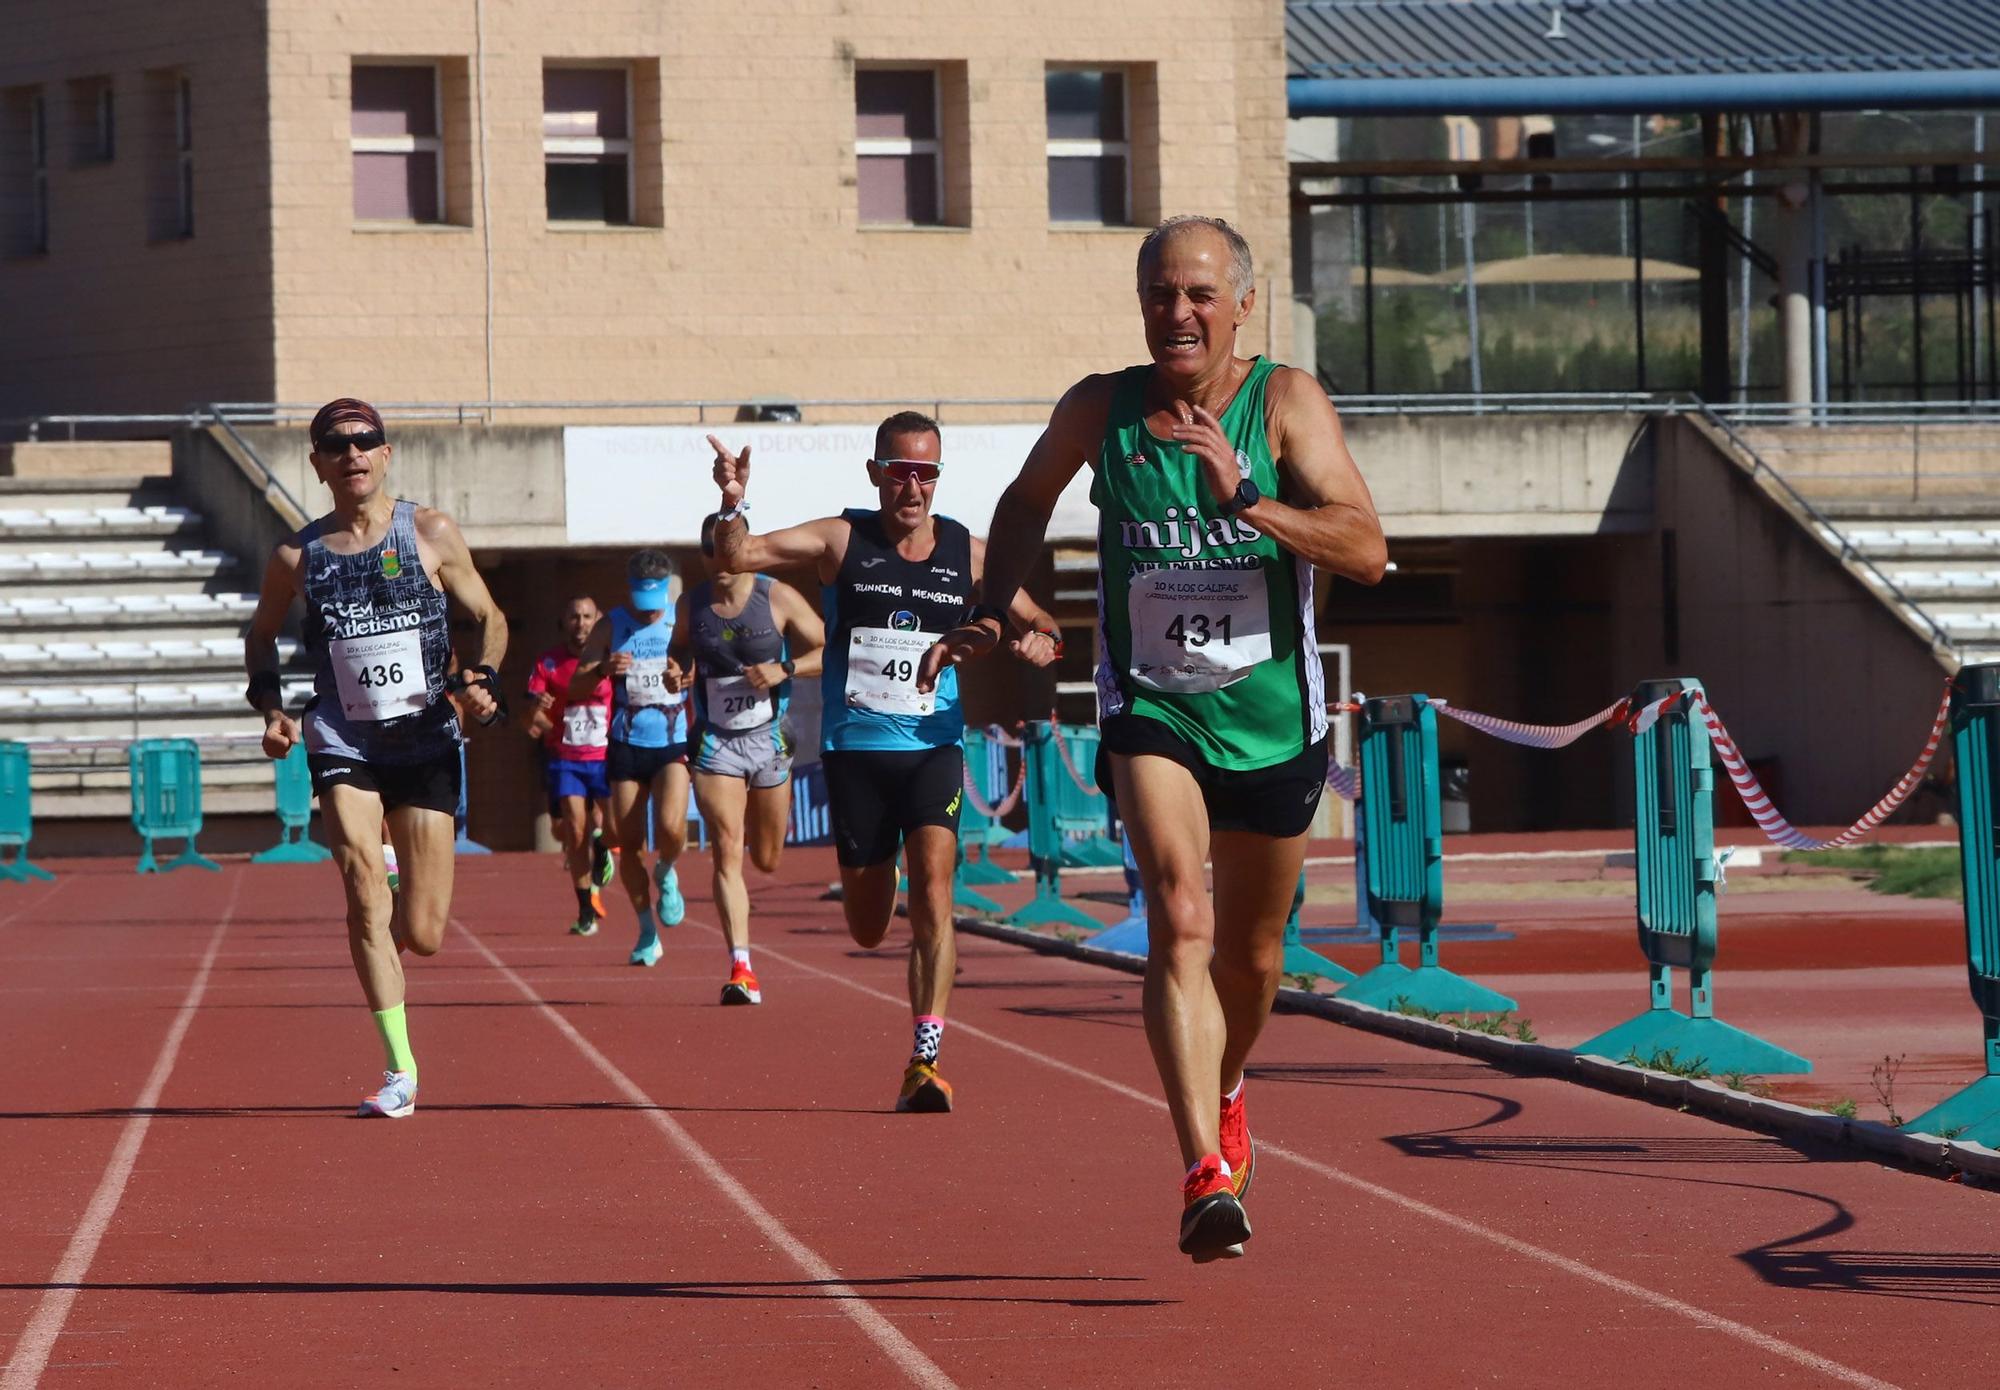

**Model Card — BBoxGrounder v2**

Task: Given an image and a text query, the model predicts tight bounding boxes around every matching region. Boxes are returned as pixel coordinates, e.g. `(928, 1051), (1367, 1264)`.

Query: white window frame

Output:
(1045, 65), (1131, 227)
(173, 76), (193, 237)
(541, 63), (635, 226)
(349, 60), (445, 225)
(28, 91), (47, 252)
(854, 64), (943, 227)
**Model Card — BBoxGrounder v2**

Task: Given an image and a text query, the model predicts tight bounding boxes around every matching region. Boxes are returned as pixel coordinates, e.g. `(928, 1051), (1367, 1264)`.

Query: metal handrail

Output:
(198, 404), (309, 525)
(1688, 398), (1958, 656)
(205, 397), (1066, 425)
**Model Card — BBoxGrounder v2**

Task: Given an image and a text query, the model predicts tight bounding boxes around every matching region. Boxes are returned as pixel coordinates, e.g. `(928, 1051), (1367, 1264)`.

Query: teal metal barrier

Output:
(130, 738), (220, 874)
(453, 744), (491, 855)
(1003, 721), (1099, 931)
(0, 740), (55, 882)
(1087, 827), (1151, 955)
(1904, 663), (2000, 1143)
(1339, 694), (1515, 1013)
(1281, 869), (1357, 983)
(958, 728), (1015, 886)
(252, 744), (331, 864)
(1572, 678), (1809, 1073)
(1051, 724), (1122, 868)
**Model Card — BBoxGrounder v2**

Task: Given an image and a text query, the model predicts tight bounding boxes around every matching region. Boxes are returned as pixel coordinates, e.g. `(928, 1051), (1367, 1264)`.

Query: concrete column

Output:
(1772, 114), (1814, 421)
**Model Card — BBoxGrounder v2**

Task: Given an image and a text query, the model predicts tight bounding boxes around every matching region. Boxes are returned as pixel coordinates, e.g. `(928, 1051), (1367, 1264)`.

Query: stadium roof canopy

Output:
(1287, 0), (2000, 115)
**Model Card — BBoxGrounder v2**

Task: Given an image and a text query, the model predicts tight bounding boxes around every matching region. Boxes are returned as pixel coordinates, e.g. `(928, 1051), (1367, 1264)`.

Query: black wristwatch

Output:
(1219, 478), (1261, 517)
(779, 657), (796, 677)
(964, 602), (1007, 632)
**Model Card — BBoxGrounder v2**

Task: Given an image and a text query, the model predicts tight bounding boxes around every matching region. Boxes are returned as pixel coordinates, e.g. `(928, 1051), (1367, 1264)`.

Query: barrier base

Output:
(454, 833), (493, 856)
(1059, 835), (1123, 869)
(252, 835), (331, 865)
(1571, 1009), (1812, 1075)
(1902, 1074), (2000, 1146)
(1283, 939), (1359, 985)
(959, 854), (1015, 886)
(1003, 887), (1100, 932)
(1, 856), (56, 882)
(1339, 962), (1515, 1014)
(952, 880), (1004, 916)
(1089, 912), (1152, 957)
(137, 839), (221, 875)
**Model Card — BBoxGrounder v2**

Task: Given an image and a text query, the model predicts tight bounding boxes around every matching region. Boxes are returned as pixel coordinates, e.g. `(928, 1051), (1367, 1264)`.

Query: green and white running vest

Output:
(1090, 356), (1327, 771)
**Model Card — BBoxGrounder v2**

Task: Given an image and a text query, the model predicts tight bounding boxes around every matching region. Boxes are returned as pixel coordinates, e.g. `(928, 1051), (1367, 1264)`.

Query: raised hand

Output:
(707, 434), (752, 509)
(1008, 630), (1060, 669)
(1166, 401), (1242, 509)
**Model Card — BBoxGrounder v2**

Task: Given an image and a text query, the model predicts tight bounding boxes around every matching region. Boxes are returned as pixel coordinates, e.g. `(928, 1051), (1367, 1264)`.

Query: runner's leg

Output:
(611, 777), (653, 912)
(652, 759), (691, 925)
(384, 802), (455, 958)
(1210, 829), (1310, 1094)
(324, 784), (401, 1010)
(903, 823), (958, 1022)
(839, 861), (899, 948)
(1112, 751), (1222, 1169)
(695, 770), (750, 952)
(555, 792), (596, 926)
(745, 777), (790, 875)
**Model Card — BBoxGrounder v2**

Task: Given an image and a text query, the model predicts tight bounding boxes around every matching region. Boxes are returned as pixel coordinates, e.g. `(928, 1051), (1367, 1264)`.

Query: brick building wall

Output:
(5, 0), (1293, 420)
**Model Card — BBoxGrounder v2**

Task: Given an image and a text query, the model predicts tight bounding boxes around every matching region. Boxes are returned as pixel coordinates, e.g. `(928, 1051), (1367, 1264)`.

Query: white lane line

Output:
(1, 872), (243, 1390)
(453, 919), (959, 1390)
(738, 925), (1902, 1390)
(0, 877), (71, 931)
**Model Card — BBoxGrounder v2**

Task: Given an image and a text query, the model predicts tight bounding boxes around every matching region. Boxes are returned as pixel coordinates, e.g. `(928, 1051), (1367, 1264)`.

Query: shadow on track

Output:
(0, 1273), (1172, 1309)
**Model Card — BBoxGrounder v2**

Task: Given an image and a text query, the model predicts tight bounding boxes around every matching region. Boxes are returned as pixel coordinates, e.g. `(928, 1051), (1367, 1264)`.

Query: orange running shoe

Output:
(1179, 1154), (1250, 1262)
(719, 961), (762, 1006)
(1218, 1084), (1254, 1200)
(589, 887), (606, 919)
(895, 1059), (953, 1113)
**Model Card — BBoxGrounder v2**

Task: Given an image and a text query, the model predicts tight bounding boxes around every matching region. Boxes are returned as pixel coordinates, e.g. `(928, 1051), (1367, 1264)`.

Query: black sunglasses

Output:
(316, 428), (386, 455)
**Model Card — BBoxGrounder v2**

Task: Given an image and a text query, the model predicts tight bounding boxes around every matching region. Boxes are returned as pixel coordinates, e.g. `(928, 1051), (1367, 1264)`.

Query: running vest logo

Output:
(380, 548), (403, 579)
(853, 582), (903, 597)
(928, 565), (960, 580)
(860, 556), (889, 569)
(890, 609), (920, 632)
(319, 598), (424, 640)
(1124, 451), (1150, 468)
(1116, 507), (1264, 563)
(1234, 449), (1253, 478)
(909, 588), (960, 606)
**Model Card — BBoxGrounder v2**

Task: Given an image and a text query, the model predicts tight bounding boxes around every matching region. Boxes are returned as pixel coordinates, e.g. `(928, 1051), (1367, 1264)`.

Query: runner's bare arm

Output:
(666, 590), (695, 692)
(916, 375), (1111, 687)
(771, 579), (826, 682)
(1168, 366), (1386, 585)
(419, 508), (507, 719)
(969, 537), (1061, 669)
(245, 542), (303, 755)
(706, 433), (853, 583)
(567, 613), (614, 699)
(521, 660), (555, 738)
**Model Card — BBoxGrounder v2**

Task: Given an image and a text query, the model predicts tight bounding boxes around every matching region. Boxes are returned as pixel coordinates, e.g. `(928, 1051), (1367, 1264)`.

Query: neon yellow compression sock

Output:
(372, 1003), (417, 1080)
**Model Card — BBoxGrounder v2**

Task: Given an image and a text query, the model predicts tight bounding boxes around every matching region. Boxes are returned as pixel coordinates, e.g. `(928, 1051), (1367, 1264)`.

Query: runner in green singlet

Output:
(920, 216), (1387, 1261)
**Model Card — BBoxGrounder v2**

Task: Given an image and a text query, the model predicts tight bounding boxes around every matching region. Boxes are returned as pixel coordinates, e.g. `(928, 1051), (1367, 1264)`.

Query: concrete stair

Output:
(0, 474), (310, 818)
(1812, 500), (2000, 669)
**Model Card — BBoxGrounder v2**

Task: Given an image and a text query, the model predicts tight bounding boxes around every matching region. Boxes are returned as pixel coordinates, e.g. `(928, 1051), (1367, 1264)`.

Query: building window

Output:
(543, 67), (631, 225)
(1046, 68), (1130, 225)
(68, 77), (114, 164)
(855, 68), (942, 226)
(350, 63), (442, 223)
(145, 71), (192, 241)
(175, 78), (193, 236)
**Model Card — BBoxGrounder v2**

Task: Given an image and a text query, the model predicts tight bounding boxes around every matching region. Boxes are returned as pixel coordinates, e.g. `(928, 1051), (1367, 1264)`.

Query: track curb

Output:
(954, 915), (2000, 1185)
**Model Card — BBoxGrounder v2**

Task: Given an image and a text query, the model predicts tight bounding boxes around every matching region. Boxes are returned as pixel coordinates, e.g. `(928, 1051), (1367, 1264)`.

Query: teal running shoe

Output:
(655, 862), (685, 927)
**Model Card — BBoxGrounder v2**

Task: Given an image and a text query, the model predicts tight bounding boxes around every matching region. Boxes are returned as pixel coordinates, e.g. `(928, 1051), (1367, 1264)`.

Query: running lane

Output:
(5, 854), (1992, 1388)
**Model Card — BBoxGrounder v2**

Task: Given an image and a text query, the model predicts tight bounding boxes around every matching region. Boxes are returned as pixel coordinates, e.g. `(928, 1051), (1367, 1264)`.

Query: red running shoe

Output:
(719, 961), (762, 1006)
(1179, 1154), (1250, 1262)
(1219, 1084), (1254, 1200)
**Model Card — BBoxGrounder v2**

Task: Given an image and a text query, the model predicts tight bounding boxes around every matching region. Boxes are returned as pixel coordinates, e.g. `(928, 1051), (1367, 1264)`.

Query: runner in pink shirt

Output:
(524, 596), (617, 935)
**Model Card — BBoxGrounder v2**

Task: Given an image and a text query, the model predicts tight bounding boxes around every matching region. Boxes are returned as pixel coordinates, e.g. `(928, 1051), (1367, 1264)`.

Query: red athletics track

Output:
(2, 853), (1994, 1389)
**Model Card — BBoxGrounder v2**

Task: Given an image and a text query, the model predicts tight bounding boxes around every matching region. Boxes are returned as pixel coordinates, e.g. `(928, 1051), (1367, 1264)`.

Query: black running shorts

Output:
(822, 746), (965, 868)
(308, 749), (462, 815)
(1096, 715), (1327, 839)
(605, 738), (689, 785)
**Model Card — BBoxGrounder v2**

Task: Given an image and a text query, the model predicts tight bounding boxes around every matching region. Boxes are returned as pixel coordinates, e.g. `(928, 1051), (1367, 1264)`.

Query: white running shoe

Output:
(358, 1070), (417, 1118)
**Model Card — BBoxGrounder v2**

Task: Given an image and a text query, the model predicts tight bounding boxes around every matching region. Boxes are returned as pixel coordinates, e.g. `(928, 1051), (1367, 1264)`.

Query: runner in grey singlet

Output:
(689, 574), (792, 784)
(299, 498), (461, 765)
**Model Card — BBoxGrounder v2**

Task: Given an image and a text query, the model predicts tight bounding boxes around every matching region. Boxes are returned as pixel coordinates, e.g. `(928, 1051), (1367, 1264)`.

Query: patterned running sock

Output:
(372, 1002), (417, 1081)
(591, 832), (611, 882)
(574, 886), (597, 922)
(912, 1014), (944, 1065)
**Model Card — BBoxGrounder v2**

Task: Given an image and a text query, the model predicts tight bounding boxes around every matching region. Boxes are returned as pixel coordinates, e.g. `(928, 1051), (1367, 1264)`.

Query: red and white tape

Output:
(1692, 684), (1951, 851)
(1433, 697), (1631, 749)
(962, 754), (1026, 821)
(1047, 720), (1100, 795)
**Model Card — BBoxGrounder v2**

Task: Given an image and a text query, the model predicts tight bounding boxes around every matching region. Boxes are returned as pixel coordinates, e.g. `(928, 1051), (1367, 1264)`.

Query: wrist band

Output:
(245, 670), (282, 711)
(715, 500), (750, 523)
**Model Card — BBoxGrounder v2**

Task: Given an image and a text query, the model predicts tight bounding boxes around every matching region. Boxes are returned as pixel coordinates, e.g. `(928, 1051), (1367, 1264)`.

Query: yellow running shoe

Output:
(895, 1059), (953, 1114)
